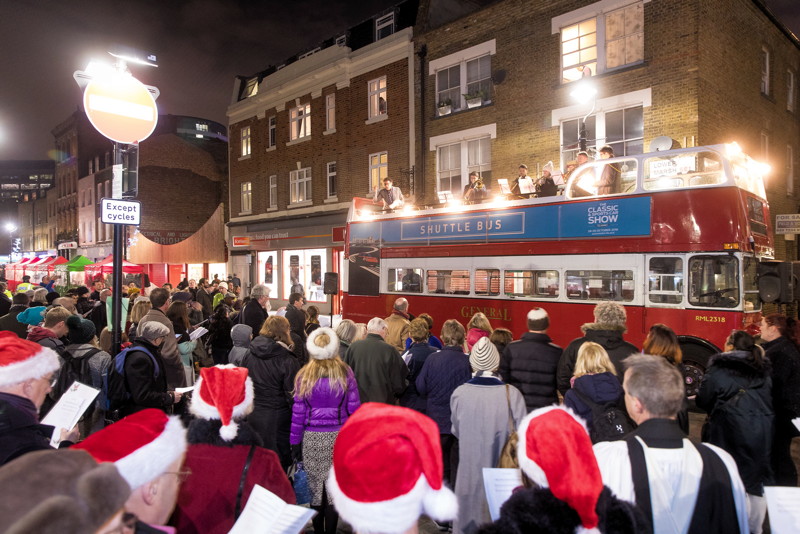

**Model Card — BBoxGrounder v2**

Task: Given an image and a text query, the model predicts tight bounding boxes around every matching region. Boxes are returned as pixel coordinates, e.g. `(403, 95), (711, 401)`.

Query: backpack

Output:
(106, 345), (160, 411)
(571, 387), (634, 443)
(52, 347), (102, 418)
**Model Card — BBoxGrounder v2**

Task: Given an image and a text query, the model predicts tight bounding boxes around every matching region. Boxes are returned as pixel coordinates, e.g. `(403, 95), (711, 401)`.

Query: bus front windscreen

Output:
(688, 255), (740, 308)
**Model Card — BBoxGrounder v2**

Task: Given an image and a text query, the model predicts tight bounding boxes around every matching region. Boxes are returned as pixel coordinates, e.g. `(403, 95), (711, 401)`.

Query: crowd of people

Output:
(0, 276), (798, 534)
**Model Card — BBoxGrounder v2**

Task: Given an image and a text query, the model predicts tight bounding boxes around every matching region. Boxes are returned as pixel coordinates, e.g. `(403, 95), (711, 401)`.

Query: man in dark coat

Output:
(0, 293), (30, 338)
(501, 307), (562, 411)
(195, 278), (214, 320)
(137, 288), (186, 390)
(285, 292), (306, 342)
(344, 317), (408, 404)
(240, 284), (270, 335)
(0, 332), (78, 465)
(557, 301), (638, 395)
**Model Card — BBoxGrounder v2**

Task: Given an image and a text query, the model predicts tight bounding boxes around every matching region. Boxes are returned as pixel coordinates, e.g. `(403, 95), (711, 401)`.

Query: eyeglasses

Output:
(164, 468), (192, 484)
(103, 512), (137, 534)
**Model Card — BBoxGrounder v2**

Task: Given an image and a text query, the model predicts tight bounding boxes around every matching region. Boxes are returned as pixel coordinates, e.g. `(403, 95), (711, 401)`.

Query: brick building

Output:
(414, 0), (798, 258)
(0, 160), (55, 257)
(226, 0), (419, 309)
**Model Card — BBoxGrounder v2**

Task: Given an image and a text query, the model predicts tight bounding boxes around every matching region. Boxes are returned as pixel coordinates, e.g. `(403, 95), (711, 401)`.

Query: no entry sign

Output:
(83, 72), (158, 144)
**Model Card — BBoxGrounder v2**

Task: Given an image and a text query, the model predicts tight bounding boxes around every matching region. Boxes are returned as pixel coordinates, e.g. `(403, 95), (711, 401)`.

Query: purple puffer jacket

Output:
(289, 371), (361, 444)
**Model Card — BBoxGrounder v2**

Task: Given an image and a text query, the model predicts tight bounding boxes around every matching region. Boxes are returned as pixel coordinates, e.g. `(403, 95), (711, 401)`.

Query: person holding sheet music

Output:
(510, 164), (535, 199)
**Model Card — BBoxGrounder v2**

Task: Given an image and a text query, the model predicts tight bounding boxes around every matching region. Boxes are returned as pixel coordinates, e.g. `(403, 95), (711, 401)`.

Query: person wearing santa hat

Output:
(327, 403), (458, 534)
(170, 364), (295, 534)
(477, 405), (649, 533)
(291, 327), (361, 534)
(0, 331), (79, 465)
(73, 408), (188, 534)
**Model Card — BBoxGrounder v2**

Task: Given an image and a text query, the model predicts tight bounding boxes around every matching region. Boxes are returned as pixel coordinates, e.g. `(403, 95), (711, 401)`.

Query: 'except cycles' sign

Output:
(101, 198), (142, 225)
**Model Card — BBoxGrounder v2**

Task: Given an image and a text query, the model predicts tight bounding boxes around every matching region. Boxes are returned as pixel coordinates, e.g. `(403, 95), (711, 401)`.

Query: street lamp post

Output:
(570, 82), (597, 153)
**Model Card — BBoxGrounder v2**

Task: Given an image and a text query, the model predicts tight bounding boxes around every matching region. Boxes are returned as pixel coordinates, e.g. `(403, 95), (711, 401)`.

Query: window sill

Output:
(267, 207), (278, 212)
(286, 136), (311, 147)
(288, 201), (313, 209)
(237, 154), (252, 161)
(365, 114), (388, 125)
(434, 101), (493, 119)
(559, 61), (647, 87)
(323, 129), (337, 136)
(266, 146), (276, 152)
(238, 211), (252, 216)
(324, 197), (339, 204)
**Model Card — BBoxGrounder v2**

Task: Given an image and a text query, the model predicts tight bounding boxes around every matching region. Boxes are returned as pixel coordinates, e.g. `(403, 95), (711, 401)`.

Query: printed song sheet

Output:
(228, 484), (316, 534)
(765, 486), (800, 534)
(483, 468), (522, 521)
(41, 381), (99, 447)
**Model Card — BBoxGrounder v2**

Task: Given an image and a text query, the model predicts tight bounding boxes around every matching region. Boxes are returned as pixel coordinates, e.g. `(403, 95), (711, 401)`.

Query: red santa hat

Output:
(73, 409), (186, 490)
(0, 331), (60, 388)
(327, 403), (457, 534)
(189, 364), (254, 441)
(516, 406), (603, 534)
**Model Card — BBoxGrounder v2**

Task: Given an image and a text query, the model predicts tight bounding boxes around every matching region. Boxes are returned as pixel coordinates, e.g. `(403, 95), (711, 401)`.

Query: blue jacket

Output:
(416, 346), (471, 434)
(563, 372), (623, 432)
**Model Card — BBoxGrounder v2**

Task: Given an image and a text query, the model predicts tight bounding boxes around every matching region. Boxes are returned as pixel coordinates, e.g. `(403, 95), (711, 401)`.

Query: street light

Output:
(570, 81), (597, 153)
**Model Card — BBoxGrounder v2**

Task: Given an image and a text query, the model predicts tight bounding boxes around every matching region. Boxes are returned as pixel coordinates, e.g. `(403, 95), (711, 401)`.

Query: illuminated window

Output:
(290, 104), (311, 140)
(434, 42), (494, 111)
(566, 270), (634, 301)
(241, 182), (252, 214)
(560, 105), (642, 162)
(387, 268), (423, 293)
(475, 269), (501, 296)
(368, 77), (387, 119)
(504, 270), (560, 298)
(290, 168), (312, 204)
(426, 270), (471, 294)
(240, 126), (251, 156)
(561, 18), (598, 83)
(326, 94), (336, 131)
(327, 162), (337, 199)
(435, 135), (491, 197)
(269, 175), (277, 209)
(369, 152), (388, 192)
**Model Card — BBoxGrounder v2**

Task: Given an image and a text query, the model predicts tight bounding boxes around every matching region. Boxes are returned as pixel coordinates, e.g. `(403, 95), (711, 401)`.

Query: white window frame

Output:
(761, 46), (770, 95)
(268, 175), (278, 210)
(369, 152), (388, 192)
(241, 181), (252, 214)
(434, 136), (492, 197)
(552, 0), (647, 84)
(240, 126), (251, 157)
(368, 77), (388, 120)
(289, 104), (311, 141)
(326, 161), (337, 200)
(788, 145), (795, 196)
(268, 116), (276, 149)
(559, 105), (644, 163)
(788, 70), (796, 112)
(325, 94), (336, 132)
(431, 41), (496, 112)
(375, 13), (394, 40)
(289, 168), (312, 205)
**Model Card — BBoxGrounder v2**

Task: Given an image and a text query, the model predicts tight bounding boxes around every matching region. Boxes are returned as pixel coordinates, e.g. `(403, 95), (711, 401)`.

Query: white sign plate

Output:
(775, 214), (800, 235)
(101, 198), (141, 225)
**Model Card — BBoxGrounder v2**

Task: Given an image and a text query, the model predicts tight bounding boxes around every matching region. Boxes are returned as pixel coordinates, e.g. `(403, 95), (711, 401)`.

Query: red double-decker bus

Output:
(343, 143), (775, 393)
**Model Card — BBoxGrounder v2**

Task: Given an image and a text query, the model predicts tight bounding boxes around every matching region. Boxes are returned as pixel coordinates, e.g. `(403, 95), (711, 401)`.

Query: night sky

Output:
(1, 0), (798, 162)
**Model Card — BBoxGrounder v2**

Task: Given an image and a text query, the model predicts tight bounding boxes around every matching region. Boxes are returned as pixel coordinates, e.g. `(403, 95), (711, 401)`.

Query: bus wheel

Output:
(679, 341), (715, 397)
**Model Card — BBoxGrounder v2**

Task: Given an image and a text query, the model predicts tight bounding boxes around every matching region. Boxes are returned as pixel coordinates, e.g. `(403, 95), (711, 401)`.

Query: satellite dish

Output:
(650, 136), (677, 152)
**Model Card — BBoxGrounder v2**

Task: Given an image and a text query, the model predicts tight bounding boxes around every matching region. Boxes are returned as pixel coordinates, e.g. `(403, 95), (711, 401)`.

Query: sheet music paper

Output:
(482, 468), (522, 521)
(228, 484), (316, 534)
(764, 486), (800, 534)
(792, 417), (800, 432)
(517, 177), (535, 195)
(40, 381), (99, 447)
(190, 326), (208, 341)
(497, 179), (511, 195)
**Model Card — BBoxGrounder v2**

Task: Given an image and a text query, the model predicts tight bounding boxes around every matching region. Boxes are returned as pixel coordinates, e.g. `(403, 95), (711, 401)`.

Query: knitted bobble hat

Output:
(66, 314), (96, 344)
(469, 336), (500, 372)
(189, 364), (254, 441)
(516, 406), (603, 534)
(306, 327), (339, 360)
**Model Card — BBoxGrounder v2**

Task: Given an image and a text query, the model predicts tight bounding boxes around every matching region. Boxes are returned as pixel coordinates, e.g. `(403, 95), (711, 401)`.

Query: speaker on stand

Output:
(323, 272), (339, 327)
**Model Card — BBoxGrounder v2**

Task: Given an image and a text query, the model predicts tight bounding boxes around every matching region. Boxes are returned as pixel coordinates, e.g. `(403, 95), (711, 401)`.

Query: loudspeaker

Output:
(758, 261), (793, 303)
(323, 272), (339, 295)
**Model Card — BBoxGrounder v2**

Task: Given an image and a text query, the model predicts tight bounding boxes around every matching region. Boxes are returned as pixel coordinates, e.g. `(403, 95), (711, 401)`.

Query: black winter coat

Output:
(415, 346), (471, 434)
(285, 306), (306, 342)
(240, 300), (267, 336)
(0, 305), (30, 339)
(0, 393), (60, 466)
(500, 332), (562, 411)
(762, 336), (800, 436)
(119, 339), (173, 417)
(696, 350), (774, 495)
(557, 324), (638, 394)
(399, 341), (438, 413)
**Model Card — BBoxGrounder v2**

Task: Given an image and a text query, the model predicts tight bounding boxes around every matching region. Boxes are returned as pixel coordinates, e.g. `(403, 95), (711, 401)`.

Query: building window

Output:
(557, 1), (644, 83)
(788, 70), (796, 112)
(788, 145), (795, 196)
(241, 126), (251, 156)
(436, 136), (492, 197)
(327, 162), (337, 198)
(375, 12), (394, 40)
(269, 175), (278, 209)
(368, 77), (387, 119)
(434, 43), (494, 112)
(326, 94), (336, 131)
(761, 46), (770, 95)
(290, 168), (312, 204)
(369, 152), (388, 191)
(241, 182), (252, 214)
(290, 104), (311, 140)
(268, 116), (276, 148)
(97, 183), (103, 202)
(560, 105), (643, 162)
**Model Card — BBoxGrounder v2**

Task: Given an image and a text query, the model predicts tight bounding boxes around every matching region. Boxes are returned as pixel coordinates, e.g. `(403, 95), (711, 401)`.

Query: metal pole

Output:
(111, 142), (124, 356)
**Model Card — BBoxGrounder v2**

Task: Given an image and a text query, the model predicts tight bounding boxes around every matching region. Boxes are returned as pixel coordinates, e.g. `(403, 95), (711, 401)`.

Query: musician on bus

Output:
(511, 164), (535, 199)
(535, 163), (558, 197)
(463, 171), (488, 204)
(596, 145), (621, 195)
(374, 177), (405, 210)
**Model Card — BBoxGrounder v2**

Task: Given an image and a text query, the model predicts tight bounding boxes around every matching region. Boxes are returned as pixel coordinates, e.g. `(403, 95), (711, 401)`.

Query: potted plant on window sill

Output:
(463, 90), (486, 109)
(437, 99), (452, 116)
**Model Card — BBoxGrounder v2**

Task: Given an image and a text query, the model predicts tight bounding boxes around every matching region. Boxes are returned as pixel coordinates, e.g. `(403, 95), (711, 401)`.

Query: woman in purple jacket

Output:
(290, 327), (360, 534)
